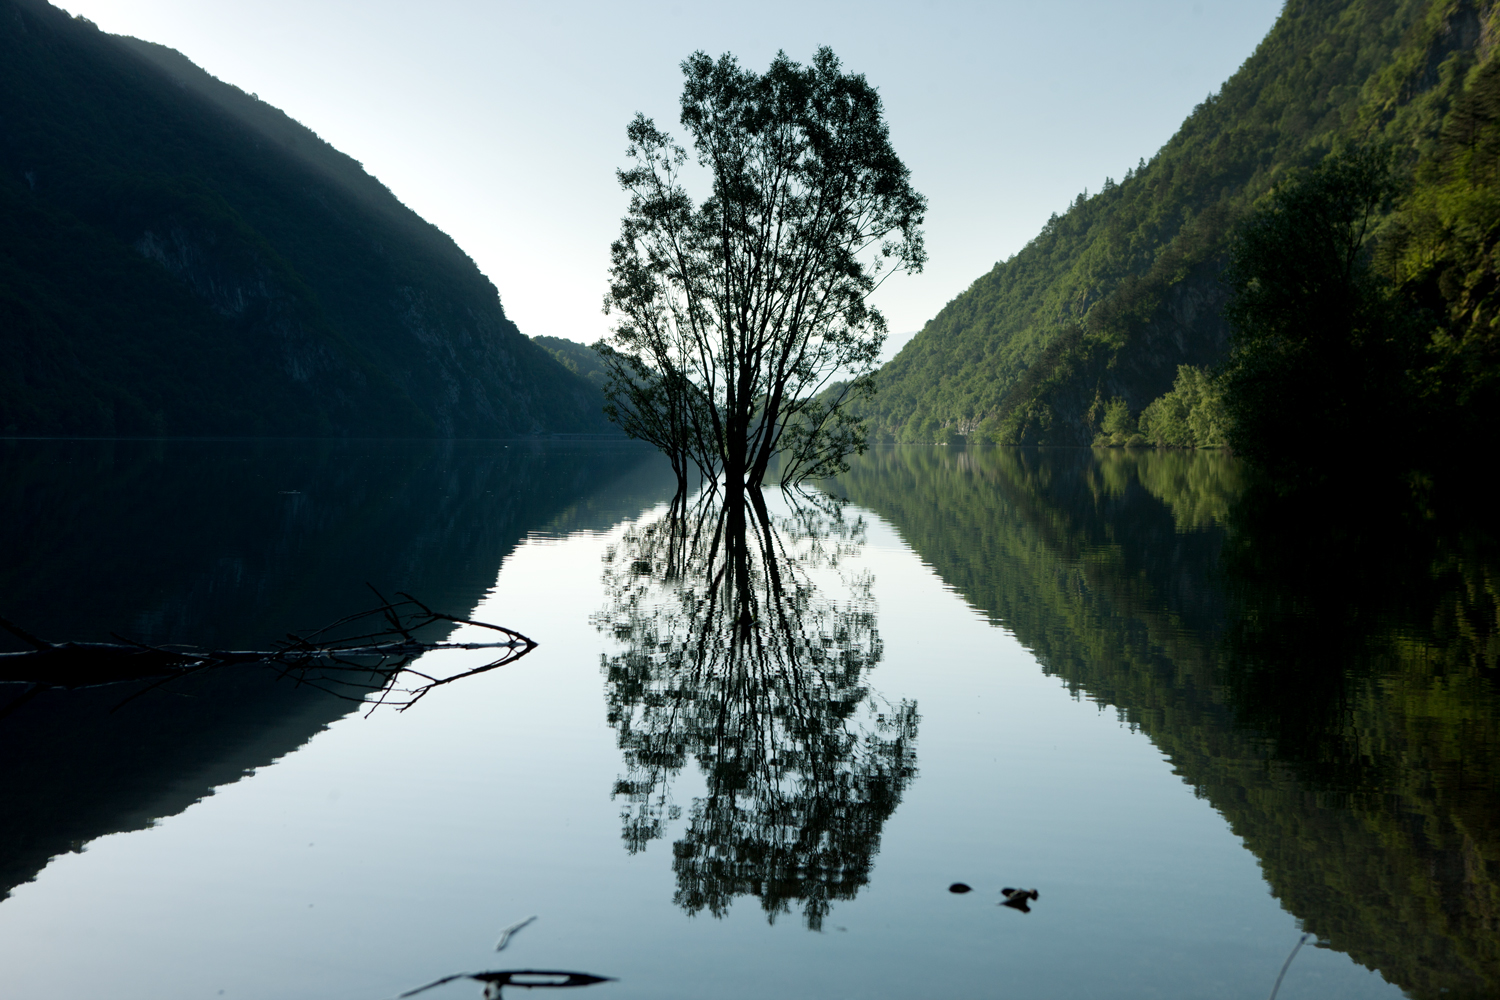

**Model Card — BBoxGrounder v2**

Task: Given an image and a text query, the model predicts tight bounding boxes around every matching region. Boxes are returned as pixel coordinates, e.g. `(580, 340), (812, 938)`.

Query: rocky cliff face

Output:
(134, 224), (347, 391)
(1109, 263), (1232, 401)
(1042, 260), (1233, 446)
(0, 0), (608, 437)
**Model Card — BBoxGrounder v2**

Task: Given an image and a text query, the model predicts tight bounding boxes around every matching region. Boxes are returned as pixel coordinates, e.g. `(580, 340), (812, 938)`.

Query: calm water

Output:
(0, 440), (1494, 999)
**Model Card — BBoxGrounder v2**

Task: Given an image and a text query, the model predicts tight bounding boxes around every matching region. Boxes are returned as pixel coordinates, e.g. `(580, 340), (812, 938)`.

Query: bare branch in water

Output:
(0, 593), (537, 716)
(394, 969), (614, 999)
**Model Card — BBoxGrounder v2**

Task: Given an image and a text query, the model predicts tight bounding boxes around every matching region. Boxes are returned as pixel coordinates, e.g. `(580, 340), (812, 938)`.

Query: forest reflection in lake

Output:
(0, 439), (1490, 998)
(827, 445), (1499, 999)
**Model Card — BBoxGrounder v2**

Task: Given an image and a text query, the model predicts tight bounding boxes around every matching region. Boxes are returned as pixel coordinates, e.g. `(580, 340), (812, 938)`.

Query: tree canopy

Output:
(1219, 146), (1421, 479)
(597, 47), (926, 495)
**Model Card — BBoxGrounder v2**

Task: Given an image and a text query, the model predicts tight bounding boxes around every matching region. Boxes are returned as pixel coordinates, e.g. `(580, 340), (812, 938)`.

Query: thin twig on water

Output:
(1268, 933), (1310, 1000)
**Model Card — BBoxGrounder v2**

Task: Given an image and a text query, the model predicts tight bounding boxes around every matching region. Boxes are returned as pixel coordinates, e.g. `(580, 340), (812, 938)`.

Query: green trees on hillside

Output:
(1385, 54), (1500, 437)
(1076, 107), (1500, 482)
(1219, 147), (1421, 478)
(1089, 367), (1227, 451)
(1094, 397), (1142, 448)
(1208, 97), (1500, 483)
(1137, 366), (1228, 449)
(533, 336), (607, 386)
(864, 0), (1499, 455)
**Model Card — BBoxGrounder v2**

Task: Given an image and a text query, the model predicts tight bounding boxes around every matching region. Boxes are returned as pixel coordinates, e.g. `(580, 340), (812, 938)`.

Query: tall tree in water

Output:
(598, 48), (926, 503)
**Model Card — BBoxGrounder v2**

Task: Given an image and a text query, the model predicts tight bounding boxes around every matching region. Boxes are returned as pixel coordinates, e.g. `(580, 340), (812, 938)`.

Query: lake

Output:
(0, 439), (1494, 999)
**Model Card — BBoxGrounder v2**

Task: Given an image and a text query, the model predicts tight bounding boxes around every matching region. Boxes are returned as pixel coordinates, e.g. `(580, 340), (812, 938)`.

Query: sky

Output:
(57, 0), (1285, 358)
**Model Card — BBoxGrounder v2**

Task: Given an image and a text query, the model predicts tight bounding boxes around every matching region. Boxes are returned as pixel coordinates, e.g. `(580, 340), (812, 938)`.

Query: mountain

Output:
(869, 0), (1496, 446)
(534, 334), (608, 387)
(0, 0), (608, 437)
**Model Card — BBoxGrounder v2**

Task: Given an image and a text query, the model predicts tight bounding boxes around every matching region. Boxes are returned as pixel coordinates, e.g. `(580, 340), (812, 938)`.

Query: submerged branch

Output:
(0, 594), (537, 716)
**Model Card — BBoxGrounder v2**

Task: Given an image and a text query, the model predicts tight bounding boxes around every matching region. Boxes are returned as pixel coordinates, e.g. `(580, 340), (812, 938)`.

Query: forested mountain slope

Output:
(0, 0), (607, 437)
(871, 0), (1496, 445)
(533, 335), (608, 386)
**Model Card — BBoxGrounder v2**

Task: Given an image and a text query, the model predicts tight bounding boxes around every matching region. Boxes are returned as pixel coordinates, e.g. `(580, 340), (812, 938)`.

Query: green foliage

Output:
(970, 413), (1004, 445)
(1137, 365), (1230, 448)
(1385, 52), (1500, 433)
(533, 336), (608, 386)
(1098, 397), (1136, 440)
(899, 414), (940, 443)
(1219, 145), (1422, 478)
(866, 0), (1498, 450)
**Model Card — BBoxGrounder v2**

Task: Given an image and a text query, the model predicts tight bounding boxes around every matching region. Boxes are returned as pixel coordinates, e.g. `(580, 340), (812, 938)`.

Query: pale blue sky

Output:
(59, 0), (1284, 357)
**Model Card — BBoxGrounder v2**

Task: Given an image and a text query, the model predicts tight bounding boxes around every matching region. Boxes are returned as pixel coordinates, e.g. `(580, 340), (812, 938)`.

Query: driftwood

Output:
(396, 970), (614, 999)
(0, 591), (536, 718)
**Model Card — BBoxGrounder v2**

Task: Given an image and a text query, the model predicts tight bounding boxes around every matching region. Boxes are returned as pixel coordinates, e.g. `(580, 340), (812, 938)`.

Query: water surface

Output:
(0, 440), (1493, 999)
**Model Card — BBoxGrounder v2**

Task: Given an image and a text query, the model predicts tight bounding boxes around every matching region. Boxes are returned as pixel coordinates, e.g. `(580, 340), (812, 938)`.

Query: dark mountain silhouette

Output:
(0, 0), (607, 437)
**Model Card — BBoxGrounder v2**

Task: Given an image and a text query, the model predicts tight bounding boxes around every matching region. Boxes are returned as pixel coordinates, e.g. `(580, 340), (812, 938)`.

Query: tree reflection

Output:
(595, 490), (917, 930)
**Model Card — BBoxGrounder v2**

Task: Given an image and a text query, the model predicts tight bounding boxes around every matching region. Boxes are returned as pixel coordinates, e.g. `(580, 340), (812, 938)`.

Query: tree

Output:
(1136, 365), (1229, 449)
(593, 343), (718, 497)
(1386, 57), (1500, 444)
(1220, 146), (1419, 481)
(598, 48), (926, 505)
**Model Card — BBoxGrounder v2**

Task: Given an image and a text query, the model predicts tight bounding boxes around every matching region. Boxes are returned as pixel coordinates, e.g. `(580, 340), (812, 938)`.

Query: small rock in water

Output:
(948, 882), (973, 894)
(1000, 887), (1039, 912)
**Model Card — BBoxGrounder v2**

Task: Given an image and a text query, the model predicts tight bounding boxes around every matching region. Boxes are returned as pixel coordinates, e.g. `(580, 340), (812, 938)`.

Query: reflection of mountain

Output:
(595, 494), (917, 929)
(828, 447), (1500, 1000)
(0, 439), (675, 901)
